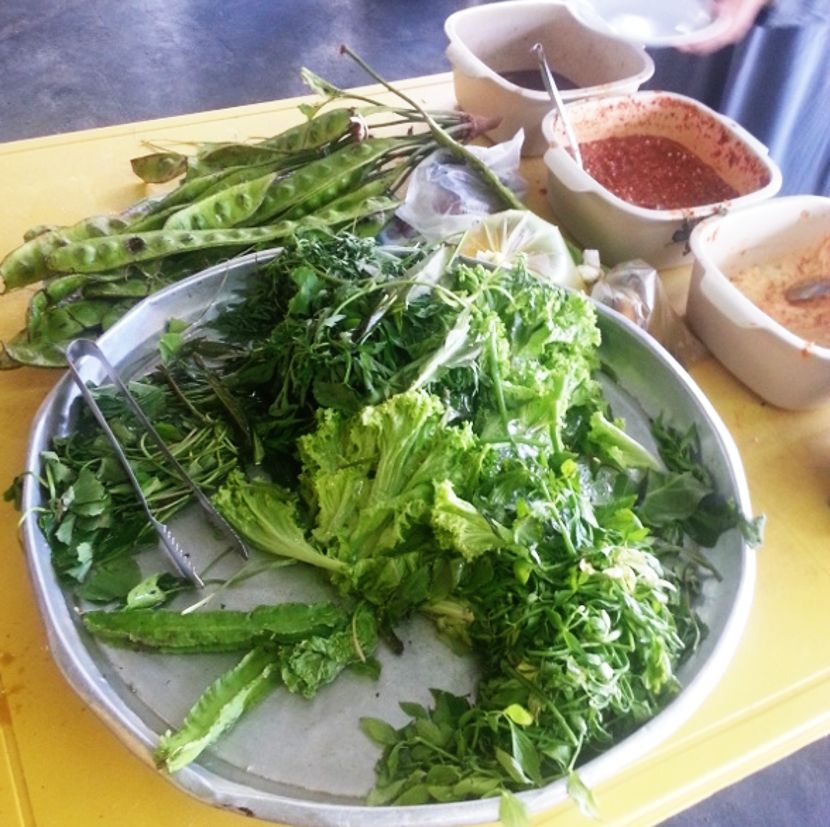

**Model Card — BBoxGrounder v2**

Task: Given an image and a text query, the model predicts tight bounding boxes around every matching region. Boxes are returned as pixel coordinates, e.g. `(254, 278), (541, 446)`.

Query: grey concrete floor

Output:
(1, 1), (828, 825)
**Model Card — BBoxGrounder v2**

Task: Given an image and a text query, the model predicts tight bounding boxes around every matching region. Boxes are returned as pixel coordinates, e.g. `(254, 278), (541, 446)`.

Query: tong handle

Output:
(64, 339), (248, 586)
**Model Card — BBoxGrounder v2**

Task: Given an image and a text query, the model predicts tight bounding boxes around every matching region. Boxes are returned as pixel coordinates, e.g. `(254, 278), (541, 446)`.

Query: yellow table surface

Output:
(1, 74), (828, 827)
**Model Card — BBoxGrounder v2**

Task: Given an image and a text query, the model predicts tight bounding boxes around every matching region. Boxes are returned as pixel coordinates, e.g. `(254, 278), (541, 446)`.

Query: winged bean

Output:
(247, 137), (400, 225)
(163, 172), (277, 232)
(47, 226), (288, 272)
(82, 601), (346, 653)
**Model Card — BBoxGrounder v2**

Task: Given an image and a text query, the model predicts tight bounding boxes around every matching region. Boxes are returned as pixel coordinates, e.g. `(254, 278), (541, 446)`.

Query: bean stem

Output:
(339, 45), (524, 212)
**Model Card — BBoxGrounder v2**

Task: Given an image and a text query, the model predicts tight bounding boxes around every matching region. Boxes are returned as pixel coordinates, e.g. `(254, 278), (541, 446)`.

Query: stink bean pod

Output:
(188, 144), (294, 178)
(162, 172), (277, 232)
(23, 224), (58, 242)
(304, 169), (402, 225)
(0, 215), (130, 292)
(259, 107), (354, 153)
(82, 278), (150, 299)
(246, 137), (402, 225)
(43, 273), (91, 303)
(47, 225), (290, 272)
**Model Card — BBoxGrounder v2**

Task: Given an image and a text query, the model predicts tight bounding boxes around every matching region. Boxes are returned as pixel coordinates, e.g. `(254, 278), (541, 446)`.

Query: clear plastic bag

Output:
(392, 130), (526, 242)
(590, 259), (707, 366)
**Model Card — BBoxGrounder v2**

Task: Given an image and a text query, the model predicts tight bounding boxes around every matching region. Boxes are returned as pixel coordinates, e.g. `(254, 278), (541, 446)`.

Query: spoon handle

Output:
(533, 42), (583, 168)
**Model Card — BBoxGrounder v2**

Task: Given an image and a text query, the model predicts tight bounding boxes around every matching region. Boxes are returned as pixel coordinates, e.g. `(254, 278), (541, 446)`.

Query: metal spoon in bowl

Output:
(532, 42), (583, 168)
(785, 277), (830, 304)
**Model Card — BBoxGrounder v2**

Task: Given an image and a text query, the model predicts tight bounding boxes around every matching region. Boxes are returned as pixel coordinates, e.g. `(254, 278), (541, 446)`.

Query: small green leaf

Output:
(399, 701), (428, 720)
(393, 783), (431, 806)
(499, 790), (530, 827)
(495, 746), (530, 786)
(126, 572), (184, 609)
(503, 703), (534, 726)
(76, 555), (142, 603)
(567, 770), (599, 819)
(360, 716), (398, 746)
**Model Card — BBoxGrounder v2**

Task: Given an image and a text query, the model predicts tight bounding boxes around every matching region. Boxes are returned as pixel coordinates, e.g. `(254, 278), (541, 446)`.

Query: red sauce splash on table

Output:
(580, 135), (739, 210)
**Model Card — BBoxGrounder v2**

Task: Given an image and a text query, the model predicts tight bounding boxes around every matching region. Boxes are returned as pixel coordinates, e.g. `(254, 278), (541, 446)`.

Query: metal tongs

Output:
(65, 339), (248, 588)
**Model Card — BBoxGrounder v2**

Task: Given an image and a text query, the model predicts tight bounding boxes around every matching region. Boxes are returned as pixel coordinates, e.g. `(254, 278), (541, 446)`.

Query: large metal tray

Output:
(20, 250), (756, 826)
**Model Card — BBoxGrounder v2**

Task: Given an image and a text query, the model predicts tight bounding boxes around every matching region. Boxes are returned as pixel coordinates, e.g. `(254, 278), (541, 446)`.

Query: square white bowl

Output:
(687, 195), (830, 410)
(541, 91), (782, 268)
(444, 0), (653, 156)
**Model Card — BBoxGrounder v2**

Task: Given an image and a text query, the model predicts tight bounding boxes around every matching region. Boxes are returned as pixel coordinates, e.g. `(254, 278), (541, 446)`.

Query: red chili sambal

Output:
(580, 134), (740, 210)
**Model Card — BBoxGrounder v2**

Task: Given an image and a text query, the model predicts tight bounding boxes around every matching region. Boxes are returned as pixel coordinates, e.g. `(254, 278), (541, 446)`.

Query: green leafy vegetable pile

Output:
(27, 229), (759, 821)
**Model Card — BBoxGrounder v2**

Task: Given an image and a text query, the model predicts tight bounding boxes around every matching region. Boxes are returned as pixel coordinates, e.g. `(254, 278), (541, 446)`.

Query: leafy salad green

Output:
(25, 228), (760, 821)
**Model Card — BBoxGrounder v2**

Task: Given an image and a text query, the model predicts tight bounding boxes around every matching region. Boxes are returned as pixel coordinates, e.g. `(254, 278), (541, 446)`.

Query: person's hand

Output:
(681, 0), (769, 53)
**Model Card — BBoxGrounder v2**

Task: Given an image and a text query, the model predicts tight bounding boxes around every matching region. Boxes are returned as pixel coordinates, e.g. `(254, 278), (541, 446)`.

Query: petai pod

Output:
(246, 137), (402, 225)
(259, 107), (355, 153)
(162, 172), (277, 232)
(185, 109), (354, 179)
(83, 601), (346, 653)
(23, 224), (59, 242)
(47, 225), (288, 272)
(125, 165), (265, 228)
(1, 215), (130, 292)
(304, 169), (403, 226)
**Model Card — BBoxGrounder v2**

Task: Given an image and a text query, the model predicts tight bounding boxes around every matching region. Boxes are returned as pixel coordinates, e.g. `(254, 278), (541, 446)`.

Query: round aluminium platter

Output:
(571, 0), (728, 48)
(20, 249), (756, 825)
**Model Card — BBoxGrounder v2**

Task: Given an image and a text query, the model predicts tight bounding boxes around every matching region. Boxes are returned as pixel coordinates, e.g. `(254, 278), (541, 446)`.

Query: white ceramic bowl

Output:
(687, 195), (830, 410)
(541, 92), (782, 268)
(444, 0), (653, 156)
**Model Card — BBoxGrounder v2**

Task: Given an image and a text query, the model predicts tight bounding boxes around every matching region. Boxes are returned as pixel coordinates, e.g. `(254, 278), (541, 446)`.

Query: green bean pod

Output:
(83, 601), (346, 653)
(0, 215), (130, 292)
(163, 172), (277, 232)
(48, 225), (288, 272)
(1, 329), (67, 368)
(247, 137), (401, 225)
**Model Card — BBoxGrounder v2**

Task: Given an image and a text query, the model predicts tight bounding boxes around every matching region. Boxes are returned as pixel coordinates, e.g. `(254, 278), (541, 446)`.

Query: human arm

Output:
(681, 0), (770, 54)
